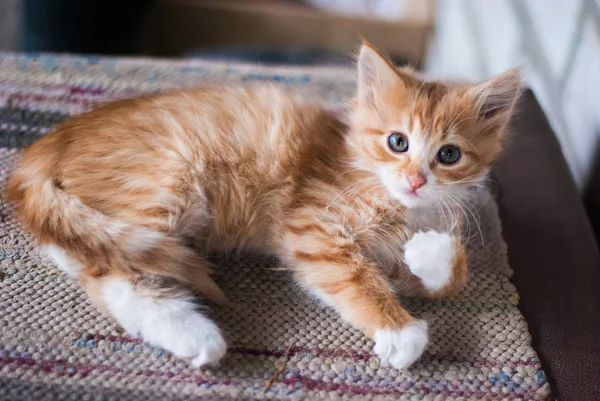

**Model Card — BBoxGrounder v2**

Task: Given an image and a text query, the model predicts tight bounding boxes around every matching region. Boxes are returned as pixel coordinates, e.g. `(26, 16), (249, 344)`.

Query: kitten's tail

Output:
(6, 161), (225, 304)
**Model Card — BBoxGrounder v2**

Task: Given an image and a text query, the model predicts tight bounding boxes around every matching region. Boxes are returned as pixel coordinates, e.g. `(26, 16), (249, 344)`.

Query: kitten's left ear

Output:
(470, 67), (522, 126)
(357, 41), (406, 106)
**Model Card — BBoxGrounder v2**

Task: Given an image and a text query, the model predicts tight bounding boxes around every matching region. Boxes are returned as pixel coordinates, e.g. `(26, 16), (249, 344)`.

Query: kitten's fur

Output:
(7, 43), (521, 369)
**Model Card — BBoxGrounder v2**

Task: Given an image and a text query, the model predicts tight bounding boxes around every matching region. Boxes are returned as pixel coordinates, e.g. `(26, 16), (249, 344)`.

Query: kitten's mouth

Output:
(406, 189), (421, 198)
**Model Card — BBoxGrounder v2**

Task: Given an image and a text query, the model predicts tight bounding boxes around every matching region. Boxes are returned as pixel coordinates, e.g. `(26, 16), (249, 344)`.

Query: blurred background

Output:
(1, 0), (599, 235)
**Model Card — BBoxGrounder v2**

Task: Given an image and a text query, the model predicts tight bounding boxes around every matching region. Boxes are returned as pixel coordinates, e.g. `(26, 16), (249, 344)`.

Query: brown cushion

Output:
(493, 89), (600, 400)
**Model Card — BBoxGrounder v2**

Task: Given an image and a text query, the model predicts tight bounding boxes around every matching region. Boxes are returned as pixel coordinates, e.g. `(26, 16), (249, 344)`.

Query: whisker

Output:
(445, 191), (483, 245)
(323, 177), (375, 212)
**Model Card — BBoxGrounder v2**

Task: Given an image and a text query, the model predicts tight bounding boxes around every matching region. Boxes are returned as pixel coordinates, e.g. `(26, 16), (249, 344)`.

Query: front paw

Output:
(404, 230), (455, 291)
(373, 321), (428, 369)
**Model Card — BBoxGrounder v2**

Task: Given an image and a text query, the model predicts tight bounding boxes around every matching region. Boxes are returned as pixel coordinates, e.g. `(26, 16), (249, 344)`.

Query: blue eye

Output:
(438, 145), (461, 164)
(388, 133), (408, 152)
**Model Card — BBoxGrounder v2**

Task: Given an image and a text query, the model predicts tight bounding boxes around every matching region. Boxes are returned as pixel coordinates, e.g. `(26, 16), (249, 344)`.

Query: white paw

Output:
(100, 278), (227, 367)
(404, 230), (455, 291)
(147, 313), (228, 368)
(373, 321), (429, 369)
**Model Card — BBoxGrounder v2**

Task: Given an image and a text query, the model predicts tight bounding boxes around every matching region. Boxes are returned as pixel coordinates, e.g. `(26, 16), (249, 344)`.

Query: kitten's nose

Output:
(408, 174), (427, 191)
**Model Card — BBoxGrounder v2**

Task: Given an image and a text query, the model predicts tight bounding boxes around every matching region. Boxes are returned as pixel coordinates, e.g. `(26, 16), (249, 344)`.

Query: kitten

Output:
(6, 42), (521, 369)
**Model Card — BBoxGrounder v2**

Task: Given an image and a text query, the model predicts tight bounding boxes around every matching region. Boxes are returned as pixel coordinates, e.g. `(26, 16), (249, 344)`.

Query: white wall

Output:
(426, 0), (600, 189)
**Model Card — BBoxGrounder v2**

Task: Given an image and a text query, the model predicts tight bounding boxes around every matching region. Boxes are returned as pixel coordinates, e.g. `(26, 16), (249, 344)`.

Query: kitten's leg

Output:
(40, 244), (85, 277)
(81, 273), (227, 367)
(283, 230), (428, 369)
(403, 230), (467, 298)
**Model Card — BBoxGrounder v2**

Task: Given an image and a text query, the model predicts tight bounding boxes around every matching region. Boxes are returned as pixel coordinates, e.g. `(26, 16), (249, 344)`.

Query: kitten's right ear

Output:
(357, 41), (403, 106)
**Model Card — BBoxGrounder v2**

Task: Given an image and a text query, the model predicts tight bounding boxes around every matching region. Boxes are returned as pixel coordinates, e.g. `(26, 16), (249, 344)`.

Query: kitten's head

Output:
(347, 42), (522, 208)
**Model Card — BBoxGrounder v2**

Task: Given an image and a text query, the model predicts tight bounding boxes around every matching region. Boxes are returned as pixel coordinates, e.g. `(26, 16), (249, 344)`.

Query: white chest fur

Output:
(404, 206), (459, 234)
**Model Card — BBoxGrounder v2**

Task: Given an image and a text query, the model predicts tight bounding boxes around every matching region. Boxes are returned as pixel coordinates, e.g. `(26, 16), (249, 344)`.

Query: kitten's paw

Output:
(373, 321), (428, 369)
(162, 315), (227, 367)
(136, 308), (227, 367)
(404, 230), (455, 291)
(188, 332), (228, 368)
(101, 277), (227, 367)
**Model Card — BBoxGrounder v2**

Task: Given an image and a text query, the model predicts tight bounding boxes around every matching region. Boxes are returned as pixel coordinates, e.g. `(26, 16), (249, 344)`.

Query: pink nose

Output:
(408, 174), (427, 191)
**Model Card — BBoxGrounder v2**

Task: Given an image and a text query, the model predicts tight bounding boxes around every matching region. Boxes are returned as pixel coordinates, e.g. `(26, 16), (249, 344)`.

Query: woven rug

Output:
(0, 54), (551, 400)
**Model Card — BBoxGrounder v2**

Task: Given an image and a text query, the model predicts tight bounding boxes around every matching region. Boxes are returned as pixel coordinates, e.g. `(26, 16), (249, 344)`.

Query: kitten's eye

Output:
(438, 145), (461, 164)
(388, 132), (409, 153)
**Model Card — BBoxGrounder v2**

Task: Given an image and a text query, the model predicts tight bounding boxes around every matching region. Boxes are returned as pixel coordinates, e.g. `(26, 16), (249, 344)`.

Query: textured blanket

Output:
(0, 54), (551, 400)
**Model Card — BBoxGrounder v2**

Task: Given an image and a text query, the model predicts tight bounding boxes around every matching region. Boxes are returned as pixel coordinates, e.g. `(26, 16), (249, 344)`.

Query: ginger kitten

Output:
(6, 43), (521, 369)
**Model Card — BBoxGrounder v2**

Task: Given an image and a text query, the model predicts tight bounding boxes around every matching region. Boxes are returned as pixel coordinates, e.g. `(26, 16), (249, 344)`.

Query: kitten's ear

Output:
(471, 67), (522, 125)
(357, 41), (404, 105)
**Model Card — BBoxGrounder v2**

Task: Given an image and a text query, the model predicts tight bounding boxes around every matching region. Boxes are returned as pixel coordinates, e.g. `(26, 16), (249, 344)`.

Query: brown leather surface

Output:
(493, 90), (600, 401)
